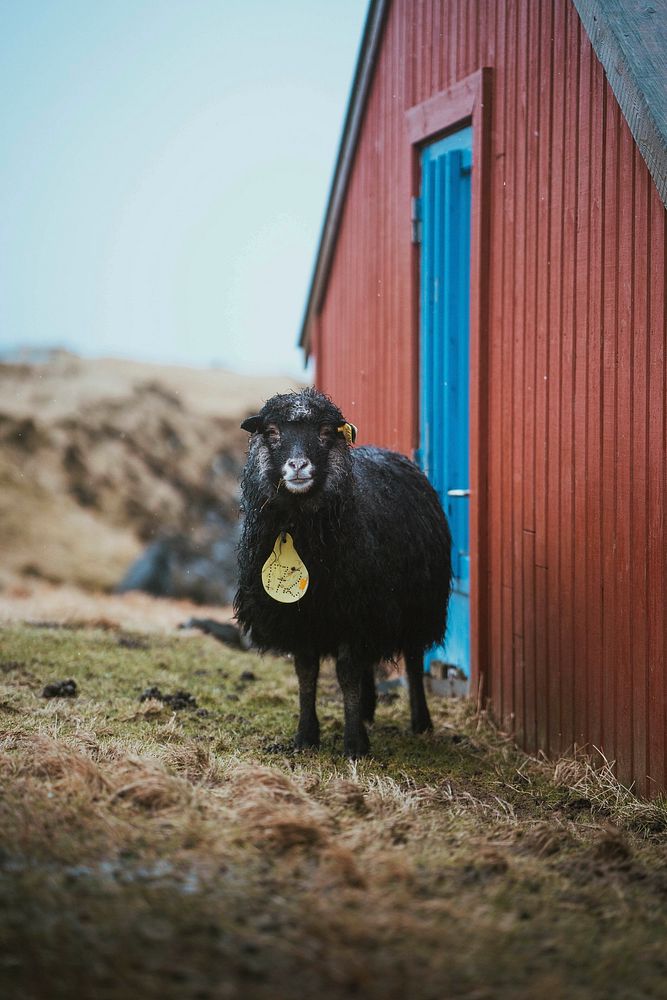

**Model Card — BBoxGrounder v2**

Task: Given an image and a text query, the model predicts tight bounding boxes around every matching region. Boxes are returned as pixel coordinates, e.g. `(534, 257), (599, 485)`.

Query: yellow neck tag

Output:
(262, 532), (309, 603)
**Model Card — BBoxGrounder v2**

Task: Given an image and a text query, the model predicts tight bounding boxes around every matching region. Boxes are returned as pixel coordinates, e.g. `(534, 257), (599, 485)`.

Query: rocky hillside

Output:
(0, 351), (302, 601)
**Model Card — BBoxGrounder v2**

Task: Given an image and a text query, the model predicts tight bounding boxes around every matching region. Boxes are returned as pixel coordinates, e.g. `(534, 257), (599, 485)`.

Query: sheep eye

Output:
(264, 424), (281, 444)
(319, 425), (336, 444)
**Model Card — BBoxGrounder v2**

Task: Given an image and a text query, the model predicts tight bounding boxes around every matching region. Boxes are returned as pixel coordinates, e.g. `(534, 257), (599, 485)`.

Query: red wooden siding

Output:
(313, 0), (667, 795)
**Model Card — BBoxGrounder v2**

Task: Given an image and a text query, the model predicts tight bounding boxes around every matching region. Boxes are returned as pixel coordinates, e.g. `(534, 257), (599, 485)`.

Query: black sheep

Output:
(234, 388), (452, 757)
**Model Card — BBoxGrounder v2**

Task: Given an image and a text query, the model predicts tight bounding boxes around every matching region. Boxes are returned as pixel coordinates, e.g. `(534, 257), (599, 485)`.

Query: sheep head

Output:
(240, 389), (355, 505)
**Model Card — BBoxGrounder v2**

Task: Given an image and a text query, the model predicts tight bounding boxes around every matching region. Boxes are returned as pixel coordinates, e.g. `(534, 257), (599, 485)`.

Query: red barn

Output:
(300, 0), (667, 794)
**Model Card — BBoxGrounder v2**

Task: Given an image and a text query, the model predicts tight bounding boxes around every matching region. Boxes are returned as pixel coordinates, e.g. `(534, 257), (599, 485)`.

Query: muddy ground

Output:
(1, 592), (667, 1000)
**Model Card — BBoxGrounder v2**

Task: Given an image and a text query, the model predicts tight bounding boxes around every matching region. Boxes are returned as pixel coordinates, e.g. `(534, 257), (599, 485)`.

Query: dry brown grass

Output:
(1, 621), (667, 1000)
(552, 748), (667, 835)
(233, 773), (324, 848)
(109, 756), (194, 812)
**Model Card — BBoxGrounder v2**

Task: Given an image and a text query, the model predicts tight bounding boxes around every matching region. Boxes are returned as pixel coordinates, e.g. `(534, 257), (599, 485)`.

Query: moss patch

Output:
(1, 624), (667, 1000)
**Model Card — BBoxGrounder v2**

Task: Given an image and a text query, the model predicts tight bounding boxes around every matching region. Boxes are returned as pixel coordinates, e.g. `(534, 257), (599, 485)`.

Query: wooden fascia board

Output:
(298, 0), (390, 357)
(572, 0), (667, 208)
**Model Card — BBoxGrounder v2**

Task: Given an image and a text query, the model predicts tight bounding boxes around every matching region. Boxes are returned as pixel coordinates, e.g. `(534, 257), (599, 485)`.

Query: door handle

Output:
(447, 489), (470, 497)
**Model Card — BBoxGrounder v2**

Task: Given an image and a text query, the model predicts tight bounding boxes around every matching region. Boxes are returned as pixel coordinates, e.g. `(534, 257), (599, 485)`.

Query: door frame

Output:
(404, 68), (493, 704)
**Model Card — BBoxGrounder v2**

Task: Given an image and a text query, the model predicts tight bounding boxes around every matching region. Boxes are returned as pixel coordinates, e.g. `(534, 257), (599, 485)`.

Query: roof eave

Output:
(571, 0), (667, 208)
(298, 0), (390, 359)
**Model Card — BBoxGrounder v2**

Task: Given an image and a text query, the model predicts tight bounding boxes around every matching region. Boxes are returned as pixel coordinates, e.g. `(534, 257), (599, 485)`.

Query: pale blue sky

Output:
(0, 0), (368, 377)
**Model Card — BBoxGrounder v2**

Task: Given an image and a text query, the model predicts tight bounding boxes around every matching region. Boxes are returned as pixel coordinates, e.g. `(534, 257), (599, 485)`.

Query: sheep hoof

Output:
(344, 727), (370, 759)
(411, 716), (434, 735)
(294, 730), (320, 750)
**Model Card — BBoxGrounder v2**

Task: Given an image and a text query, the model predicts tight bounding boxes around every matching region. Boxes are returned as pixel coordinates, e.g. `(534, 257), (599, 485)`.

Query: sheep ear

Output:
(241, 415), (263, 434)
(337, 422), (357, 445)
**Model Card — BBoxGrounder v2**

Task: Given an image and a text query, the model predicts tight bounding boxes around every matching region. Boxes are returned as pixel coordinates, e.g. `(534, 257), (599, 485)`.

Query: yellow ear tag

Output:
(262, 532), (309, 604)
(337, 422), (357, 445)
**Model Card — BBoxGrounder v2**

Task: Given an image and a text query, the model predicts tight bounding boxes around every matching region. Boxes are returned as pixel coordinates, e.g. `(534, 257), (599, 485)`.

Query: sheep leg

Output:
(405, 649), (433, 734)
(360, 663), (377, 724)
(336, 647), (370, 758)
(294, 653), (320, 749)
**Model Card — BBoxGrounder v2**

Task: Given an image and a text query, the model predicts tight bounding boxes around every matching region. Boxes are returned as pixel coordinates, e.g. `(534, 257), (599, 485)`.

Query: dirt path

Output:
(1, 607), (666, 999)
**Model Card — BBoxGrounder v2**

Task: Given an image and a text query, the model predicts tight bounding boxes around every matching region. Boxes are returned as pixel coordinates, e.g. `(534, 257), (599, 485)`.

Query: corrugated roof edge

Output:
(298, 0), (390, 358)
(572, 0), (667, 210)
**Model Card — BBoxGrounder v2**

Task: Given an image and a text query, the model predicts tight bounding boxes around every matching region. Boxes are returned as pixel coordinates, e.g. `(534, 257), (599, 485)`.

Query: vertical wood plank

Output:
(487, 0), (505, 722)
(557, 1), (577, 755)
(521, 0), (540, 752)
(501, 0), (516, 732)
(512, 0), (528, 747)
(546, 0), (566, 755)
(585, 45), (604, 756)
(573, 19), (591, 751)
(601, 87), (620, 767)
(647, 187), (666, 793)
(614, 119), (635, 786)
(631, 143), (649, 795)
(534, 0), (554, 753)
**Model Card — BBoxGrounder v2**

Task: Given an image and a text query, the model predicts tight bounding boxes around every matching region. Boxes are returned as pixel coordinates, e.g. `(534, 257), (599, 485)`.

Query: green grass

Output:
(1, 624), (667, 1000)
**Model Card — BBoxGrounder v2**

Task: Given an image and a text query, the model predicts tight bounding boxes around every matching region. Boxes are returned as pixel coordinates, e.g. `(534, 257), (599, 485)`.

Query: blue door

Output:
(417, 126), (472, 677)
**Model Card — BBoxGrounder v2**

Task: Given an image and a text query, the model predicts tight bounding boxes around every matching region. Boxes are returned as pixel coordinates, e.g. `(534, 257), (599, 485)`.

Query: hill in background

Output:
(0, 351), (302, 601)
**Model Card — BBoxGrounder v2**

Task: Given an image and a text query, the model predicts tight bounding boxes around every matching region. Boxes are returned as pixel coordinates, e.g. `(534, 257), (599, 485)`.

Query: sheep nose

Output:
(287, 458), (310, 472)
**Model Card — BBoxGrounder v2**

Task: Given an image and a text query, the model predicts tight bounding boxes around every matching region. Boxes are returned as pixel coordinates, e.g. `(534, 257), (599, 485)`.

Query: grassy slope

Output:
(1, 624), (667, 1000)
(0, 455), (141, 591)
(0, 354), (302, 594)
